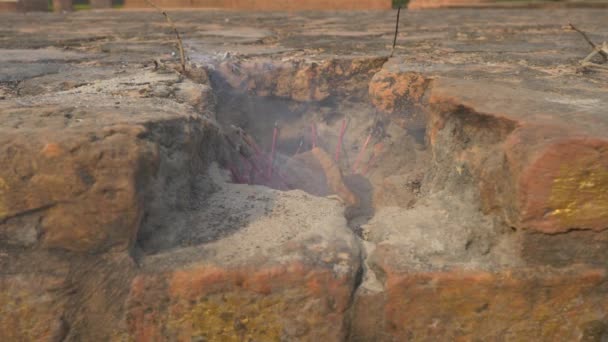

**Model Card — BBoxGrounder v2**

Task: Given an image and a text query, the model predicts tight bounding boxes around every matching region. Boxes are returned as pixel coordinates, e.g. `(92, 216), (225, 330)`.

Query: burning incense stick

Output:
(352, 133), (372, 173)
(311, 123), (317, 148)
(294, 137), (304, 156)
(362, 153), (377, 176)
(335, 118), (347, 162)
(268, 122), (279, 178)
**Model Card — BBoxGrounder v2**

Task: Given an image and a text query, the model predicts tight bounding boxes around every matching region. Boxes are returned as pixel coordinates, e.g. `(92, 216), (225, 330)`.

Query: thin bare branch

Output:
(144, 0), (187, 72)
(569, 23), (608, 62)
(390, 6), (402, 58)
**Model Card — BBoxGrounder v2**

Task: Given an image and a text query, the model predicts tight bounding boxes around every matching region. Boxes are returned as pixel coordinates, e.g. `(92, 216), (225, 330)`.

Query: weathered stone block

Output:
(124, 182), (361, 341)
(0, 126), (159, 253)
(426, 78), (608, 234)
(0, 273), (70, 341)
(126, 262), (354, 341)
(217, 57), (386, 102)
(354, 244), (608, 341)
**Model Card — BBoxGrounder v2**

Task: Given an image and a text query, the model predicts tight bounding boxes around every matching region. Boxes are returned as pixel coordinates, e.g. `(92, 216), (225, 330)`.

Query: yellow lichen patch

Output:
(548, 165), (608, 229)
(166, 291), (286, 341)
(368, 70), (429, 114)
(0, 283), (59, 341)
(0, 291), (38, 341)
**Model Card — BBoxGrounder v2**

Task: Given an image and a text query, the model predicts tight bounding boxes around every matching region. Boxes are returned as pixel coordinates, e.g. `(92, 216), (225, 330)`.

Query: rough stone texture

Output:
(126, 263), (354, 341)
(216, 57), (387, 102)
(0, 273), (70, 341)
(0, 68), (222, 253)
(0, 124), (157, 252)
(353, 262), (608, 341)
(0, 250), (72, 341)
(368, 69), (431, 129)
(1, 8), (607, 341)
(426, 78), (608, 234)
(127, 176), (361, 341)
(0, 20), (226, 339)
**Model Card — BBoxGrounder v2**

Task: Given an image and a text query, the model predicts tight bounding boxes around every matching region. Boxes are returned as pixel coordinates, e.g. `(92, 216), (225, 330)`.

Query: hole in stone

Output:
(134, 59), (519, 272)
(135, 60), (427, 256)
(207, 66), (424, 240)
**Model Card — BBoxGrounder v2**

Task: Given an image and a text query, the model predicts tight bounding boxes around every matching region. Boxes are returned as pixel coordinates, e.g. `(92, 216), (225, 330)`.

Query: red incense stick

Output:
(335, 118), (347, 162)
(268, 122), (279, 178)
(352, 133), (372, 173)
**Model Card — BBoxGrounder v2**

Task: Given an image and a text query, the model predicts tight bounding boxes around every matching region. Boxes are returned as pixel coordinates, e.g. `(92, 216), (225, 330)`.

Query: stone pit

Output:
(1, 8), (608, 341)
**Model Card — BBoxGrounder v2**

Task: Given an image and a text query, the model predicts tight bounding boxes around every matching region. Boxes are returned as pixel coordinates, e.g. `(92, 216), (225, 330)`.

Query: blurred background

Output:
(1, 0), (606, 13)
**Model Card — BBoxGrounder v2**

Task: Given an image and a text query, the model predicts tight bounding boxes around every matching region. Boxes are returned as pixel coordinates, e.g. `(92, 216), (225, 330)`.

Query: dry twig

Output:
(334, 118), (347, 162)
(144, 0), (187, 72)
(352, 133), (371, 174)
(569, 23), (608, 63)
(578, 42), (608, 72)
(390, 5), (402, 58)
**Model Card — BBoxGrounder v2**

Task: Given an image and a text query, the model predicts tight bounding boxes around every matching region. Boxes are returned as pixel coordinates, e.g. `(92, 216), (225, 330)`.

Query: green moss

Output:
(392, 0), (409, 8)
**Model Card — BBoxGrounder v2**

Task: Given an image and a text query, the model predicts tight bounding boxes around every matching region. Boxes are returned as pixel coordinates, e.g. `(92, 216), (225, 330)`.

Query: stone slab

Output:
(1, 8), (607, 341)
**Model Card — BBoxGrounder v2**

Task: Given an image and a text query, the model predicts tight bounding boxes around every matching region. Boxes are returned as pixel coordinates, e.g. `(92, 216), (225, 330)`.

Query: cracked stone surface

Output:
(1, 8), (608, 341)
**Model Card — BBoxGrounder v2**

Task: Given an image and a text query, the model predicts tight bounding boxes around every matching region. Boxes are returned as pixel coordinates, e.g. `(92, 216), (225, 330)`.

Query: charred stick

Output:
(569, 23), (608, 62)
(352, 133), (372, 174)
(390, 5), (402, 58)
(335, 118), (347, 162)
